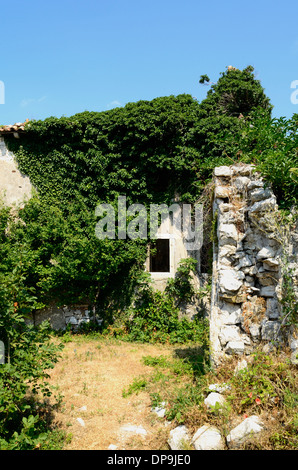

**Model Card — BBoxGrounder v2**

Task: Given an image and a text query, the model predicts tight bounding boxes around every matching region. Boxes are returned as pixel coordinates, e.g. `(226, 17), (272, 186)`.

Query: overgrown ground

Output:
(46, 333), (298, 451)
(47, 335), (179, 450)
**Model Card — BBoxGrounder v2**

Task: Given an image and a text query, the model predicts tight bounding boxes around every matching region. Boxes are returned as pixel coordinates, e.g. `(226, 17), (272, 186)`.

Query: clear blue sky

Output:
(1, 0), (298, 124)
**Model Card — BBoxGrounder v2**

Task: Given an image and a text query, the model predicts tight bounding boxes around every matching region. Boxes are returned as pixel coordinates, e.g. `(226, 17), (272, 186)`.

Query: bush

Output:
(123, 259), (208, 344)
(0, 261), (64, 449)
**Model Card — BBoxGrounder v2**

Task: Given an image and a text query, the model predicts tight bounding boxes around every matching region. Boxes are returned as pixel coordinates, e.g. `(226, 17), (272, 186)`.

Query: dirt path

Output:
(49, 337), (176, 450)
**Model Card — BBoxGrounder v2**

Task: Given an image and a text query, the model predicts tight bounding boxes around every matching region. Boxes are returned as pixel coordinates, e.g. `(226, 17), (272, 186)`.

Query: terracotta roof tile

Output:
(0, 119), (29, 134)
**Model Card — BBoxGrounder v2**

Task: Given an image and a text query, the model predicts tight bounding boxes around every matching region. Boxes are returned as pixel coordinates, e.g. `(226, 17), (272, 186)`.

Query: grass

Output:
(131, 347), (298, 450)
(43, 331), (297, 450)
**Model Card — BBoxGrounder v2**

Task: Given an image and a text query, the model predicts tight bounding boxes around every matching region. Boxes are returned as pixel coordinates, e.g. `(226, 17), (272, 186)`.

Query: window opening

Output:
(150, 238), (170, 273)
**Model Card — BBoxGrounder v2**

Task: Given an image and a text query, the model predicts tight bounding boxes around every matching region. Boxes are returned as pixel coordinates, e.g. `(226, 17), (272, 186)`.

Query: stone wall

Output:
(210, 163), (297, 365)
(0, 137), (33, 206)
(26, 304), (97, 331)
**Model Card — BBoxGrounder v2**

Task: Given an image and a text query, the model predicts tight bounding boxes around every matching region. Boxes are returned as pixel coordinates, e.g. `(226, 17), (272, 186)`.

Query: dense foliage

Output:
(113, 259), (208, 344)
(0, 64), (297, 449)
(0, 260), (63, 449)
(1, 64), (296, 315)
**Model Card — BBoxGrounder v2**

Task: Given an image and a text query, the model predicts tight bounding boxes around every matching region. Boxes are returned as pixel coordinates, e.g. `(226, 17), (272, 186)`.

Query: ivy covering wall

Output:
(1, 66), (297, 314)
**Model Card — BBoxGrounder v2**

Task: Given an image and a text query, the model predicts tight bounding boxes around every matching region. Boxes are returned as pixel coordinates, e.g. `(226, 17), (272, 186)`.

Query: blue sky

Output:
(1, 0), (298, 124)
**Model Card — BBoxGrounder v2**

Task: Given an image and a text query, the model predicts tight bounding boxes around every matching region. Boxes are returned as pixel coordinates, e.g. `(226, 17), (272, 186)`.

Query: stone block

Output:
(226, 416), (264, 448)
(256, 246), (276, 260)
(168, 425), (191, 450)
(215, 185), (230, 199)
(250, 187), (272, 202)
(225, 340), (245, 355)
(247, 179), (263, 191)
(266, 298), (280, 320)
(219, 325), (243, 346)
(219, 303), (242, 325)
(204, 392), (226, 409)
(256, 271), (278, 286)
(263, 258), (279, 271)
(219, 269), (245, 293)
(218, 223), (239, 246)
(259, 286), (276, 297)
(233, 176), (250, 191)
(249, 197), (277, 214)
(192, 425), (225, 450)
(261, 321), (282, 341)
(214, 166), (232, 177)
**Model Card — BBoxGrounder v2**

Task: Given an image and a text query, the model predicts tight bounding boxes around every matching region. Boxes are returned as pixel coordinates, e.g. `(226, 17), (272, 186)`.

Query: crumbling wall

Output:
(25, 304), (96, 331)
(210, 164), (297, 365)
(0, 137), (33, 206)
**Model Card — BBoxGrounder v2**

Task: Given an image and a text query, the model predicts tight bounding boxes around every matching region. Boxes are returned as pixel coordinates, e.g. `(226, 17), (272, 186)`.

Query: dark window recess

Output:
(150, 239), (170, 273)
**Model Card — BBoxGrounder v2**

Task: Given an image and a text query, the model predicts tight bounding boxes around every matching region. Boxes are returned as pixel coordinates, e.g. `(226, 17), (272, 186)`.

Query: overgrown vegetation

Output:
(123, 348), (297, 450)
(2, 65), (297, 311)
(0, 65), (297, 449)
(0, 273), (64, 449)
(104, 259), (209, 345)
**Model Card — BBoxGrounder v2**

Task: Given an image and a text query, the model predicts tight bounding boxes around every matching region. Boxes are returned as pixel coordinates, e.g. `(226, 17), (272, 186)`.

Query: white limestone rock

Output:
(235, 254), (253, 270)
(256, 246), (276, 260)
(215, 185), (230, 199)
(247, 179), (263, 191)
(214, 166), (232, 177)
(231, 164), (254, 176)
(192, 425), (225, 450)
(225, 340), (245, 355)
(168, 425), (191, 450)
(263, 258), (279, 271)
(219, 303), (242, 325)
(204, 392), (226, 409)
(219, 325), (243, 346)
(226, 416), (264, 448)
(219, 269), (245, 293)
(249, 323), (261, 341)
(249, 197), (277, 214)
(218, 223), (239, 245)
(151, 402), (167, 418)
(233, 176), (250, 191)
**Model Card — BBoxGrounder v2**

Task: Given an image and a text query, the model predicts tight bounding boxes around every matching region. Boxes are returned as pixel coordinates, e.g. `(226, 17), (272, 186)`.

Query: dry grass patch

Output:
(48, 336), (178, 450)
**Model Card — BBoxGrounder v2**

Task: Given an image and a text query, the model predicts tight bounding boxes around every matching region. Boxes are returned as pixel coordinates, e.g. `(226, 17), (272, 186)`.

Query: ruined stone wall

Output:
(210, 164), (297, 365)
(25, 304), (96, 331)
(0, 137), (33, 206)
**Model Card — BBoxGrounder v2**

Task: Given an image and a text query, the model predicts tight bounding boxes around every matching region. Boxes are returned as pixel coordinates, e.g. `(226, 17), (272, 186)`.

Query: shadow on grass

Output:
(173, 345), (210, 378)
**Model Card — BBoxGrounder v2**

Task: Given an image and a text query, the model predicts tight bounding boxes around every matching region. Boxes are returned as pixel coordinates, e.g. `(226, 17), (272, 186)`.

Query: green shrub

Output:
(123, 259), (208, 344)
(0, 259), (64, 449)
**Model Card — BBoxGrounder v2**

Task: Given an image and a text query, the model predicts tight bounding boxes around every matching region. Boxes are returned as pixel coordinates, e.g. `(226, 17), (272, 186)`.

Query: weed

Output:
(122, 377), (148, 398)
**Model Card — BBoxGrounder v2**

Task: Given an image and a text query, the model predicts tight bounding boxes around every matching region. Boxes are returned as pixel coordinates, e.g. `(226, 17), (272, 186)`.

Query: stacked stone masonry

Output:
(210, 163), (297, 365)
